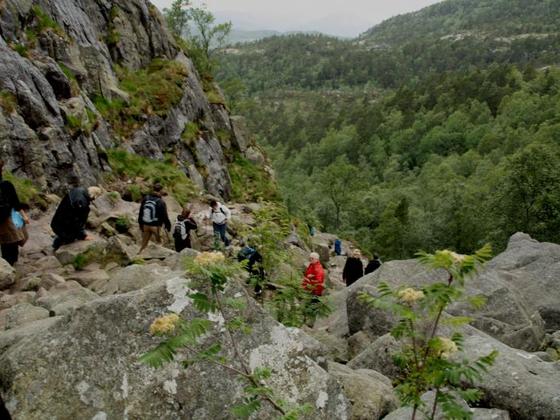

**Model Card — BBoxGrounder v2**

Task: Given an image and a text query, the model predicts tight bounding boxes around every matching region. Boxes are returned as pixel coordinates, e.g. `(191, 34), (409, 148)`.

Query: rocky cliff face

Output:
(0, 0), (256, 198)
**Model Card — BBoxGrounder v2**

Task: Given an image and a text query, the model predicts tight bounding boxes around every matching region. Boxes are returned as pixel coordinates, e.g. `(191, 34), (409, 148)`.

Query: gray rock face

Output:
(487, 233), (560, 332)
(0, 276), (351, 419)
(0, 0), (263, 199)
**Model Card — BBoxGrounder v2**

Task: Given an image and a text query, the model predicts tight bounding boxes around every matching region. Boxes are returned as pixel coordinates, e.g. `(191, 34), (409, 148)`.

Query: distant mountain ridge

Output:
(218, 0), (560, 92)
(362, 0), (560, 45)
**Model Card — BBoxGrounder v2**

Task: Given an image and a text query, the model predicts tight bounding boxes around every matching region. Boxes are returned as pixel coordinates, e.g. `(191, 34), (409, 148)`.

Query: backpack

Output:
(237, 246), (256, 262)
(142, 198), (159, 224)
(173, 220), (188, 241)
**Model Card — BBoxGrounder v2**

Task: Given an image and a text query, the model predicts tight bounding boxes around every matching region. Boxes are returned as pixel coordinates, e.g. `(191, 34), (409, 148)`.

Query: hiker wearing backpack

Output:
(0, 179), (28, 266)
(51, 178), (101, 250)
(237, 243), (265, 296)
(137, 183), (171, 254)
(209, 199), (231, 247)
(173, 208), (198, 252)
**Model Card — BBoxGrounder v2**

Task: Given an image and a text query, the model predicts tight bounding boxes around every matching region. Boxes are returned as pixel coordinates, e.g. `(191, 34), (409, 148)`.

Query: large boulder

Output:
(3, 303), (50, 330)
(350, 327), (560, 420)
(347, 251), (545, 351)
(0, 259), (15, 290)
(327, 362), (398, 420)
(384, 391), (511, 420)
(0, 276), (351, 419)
(100, 264), (182, 295)
(486, 233), (560, 332)
(35, 281), (99, 315)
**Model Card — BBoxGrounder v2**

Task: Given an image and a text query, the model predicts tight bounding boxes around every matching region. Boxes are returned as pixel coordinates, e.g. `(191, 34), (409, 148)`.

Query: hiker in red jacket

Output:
(302, 252), (325, 296)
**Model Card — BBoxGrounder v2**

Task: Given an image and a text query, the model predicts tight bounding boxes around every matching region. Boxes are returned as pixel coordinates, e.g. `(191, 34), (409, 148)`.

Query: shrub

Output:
(115, 216), (130, 233)
(229, 154), (279, 203)
(359, 246), (497, 419)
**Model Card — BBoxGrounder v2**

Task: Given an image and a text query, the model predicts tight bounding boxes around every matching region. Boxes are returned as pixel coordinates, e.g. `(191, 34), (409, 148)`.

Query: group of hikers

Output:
(0, 170), (234, 267)
(2, 164), (380, 311)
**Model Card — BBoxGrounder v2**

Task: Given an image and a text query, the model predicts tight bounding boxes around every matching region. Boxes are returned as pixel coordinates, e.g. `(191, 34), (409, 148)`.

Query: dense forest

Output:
(217, 0), (560, 260)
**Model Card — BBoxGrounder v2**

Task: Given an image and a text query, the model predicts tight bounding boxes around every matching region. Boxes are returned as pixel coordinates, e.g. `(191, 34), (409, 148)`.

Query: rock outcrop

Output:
(0, 275), (351, 419)
(0, 0), (262, 199)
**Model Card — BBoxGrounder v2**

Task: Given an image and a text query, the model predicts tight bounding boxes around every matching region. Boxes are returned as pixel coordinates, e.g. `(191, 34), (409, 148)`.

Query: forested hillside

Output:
(218, 1), (560, 91)
(217, 0), (560, 260)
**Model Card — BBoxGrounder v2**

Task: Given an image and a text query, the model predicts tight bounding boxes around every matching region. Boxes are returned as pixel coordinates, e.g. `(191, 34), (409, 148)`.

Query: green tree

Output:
(190, 7), (232, 60)
(163, 0), (191, 38)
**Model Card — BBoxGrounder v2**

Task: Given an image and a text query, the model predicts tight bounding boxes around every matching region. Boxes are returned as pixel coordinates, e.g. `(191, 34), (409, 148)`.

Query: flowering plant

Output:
(360, 245), (497, 420)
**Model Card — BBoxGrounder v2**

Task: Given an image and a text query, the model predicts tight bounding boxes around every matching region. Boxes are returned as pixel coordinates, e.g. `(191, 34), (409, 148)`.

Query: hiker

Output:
(237, 243), (265, 295)
(138, 183), (171, 254)
(343, 249), (364, 287)
(302, 252), (325, 297)
(334, 238), (342, 256)
(365, 254), (382, 275)
(209, 199), (231, 247)
(51, 178), (101, 250)
(0, 179), (28, 266)
(173, 208), (198, 252)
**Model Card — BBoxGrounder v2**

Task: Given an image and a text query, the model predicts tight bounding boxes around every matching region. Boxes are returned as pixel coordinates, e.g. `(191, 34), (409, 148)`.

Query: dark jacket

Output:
(138, 195), (171, 231)
(365, 258), (381, 275)
(51, 187), (91, 239)
(343, 257), (364, 286)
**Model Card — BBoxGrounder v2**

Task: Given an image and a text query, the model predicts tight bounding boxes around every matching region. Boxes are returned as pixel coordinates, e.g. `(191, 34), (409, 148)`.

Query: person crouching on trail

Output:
(209, 199), (231, 247)
(51, 177), (101, 250)
(302, 252), (325, 297)
(137, 183), (171, 255)
(173, 208), (197, 252)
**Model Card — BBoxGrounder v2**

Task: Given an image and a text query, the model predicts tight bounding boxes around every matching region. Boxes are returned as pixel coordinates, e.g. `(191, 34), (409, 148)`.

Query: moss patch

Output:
(93, 59), (188, 139)
(107, 149), (198, 205)
(0, 90), (17, 114)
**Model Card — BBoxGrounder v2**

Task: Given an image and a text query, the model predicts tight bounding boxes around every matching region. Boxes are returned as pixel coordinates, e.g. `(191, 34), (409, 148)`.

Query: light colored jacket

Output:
(210, 202), (231, 225)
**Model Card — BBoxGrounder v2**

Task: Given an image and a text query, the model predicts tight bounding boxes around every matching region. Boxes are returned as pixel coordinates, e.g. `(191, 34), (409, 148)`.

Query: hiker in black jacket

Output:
(51, 177), (101, 250)
(138, 183), (171, 255)
(364, 255), (381, 275)
(343, 249), (364, 287)
(173, 208), (198, 252)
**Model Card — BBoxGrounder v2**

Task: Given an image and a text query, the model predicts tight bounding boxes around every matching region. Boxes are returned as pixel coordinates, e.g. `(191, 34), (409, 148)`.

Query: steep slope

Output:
(0, 0), (261, 199)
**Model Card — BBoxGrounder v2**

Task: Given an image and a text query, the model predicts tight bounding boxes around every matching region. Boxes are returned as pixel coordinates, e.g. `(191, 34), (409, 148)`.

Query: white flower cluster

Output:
(149, 313), (180, 335)
(438, 336), (459, 359)
(441, 250), (466, 264)
(397, 287), (425, 304)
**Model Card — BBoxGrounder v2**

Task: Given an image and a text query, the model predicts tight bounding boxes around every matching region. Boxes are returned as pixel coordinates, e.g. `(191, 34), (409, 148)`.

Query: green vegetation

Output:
(114, 216), (131, 234)
(107, 149), (198, 205)
(93, 59), (188, 138)
(72, 244), (128, 270)
(0, 90), (17, 114)
(181, 121), (201, 144)
(3, 172), (47, 209)
(141, 252), (313, 418)
(57, 62), (80, 96)
(222, 61), (560, 260)
(360, 246), (497, 419)
(31, 5), (65, 36)
(229, 154), (279, 203)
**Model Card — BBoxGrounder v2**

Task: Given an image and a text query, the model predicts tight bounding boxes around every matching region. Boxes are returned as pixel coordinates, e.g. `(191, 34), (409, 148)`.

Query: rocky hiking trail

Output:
(1, 190), (560, 419)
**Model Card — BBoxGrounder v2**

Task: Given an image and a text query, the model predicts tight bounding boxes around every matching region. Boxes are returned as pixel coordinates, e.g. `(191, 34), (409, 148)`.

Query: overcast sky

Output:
(150, 0), (443, 37)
